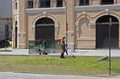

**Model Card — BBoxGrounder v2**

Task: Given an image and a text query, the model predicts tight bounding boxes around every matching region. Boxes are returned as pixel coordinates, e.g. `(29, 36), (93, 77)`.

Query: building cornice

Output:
(13, 5), (120, 14)
(13, 10), (19, 15)
(26, 7), (65, 14)
(75, 4), (120, 11)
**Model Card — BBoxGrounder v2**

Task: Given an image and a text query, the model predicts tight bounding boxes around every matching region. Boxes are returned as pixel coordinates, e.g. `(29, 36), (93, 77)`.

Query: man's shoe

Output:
(60, 56), (65, 58)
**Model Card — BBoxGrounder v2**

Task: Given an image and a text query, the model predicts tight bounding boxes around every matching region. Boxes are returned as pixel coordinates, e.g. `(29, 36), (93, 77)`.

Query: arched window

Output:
(79, 0), (89, 6)
(96, 15), (119, 48)
(101, 0), (114, 5)
(27, 0), (34, 8)
(15, 21), (18, 48)
(35, 17), (55, 40)
(15, 2), (18, 10)
(39, 0), (50, 8)
(56, 0), (63, 7)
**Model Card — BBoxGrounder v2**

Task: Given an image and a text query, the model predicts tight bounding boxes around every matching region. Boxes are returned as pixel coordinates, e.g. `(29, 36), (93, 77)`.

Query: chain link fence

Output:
(29, 39), (61, 55)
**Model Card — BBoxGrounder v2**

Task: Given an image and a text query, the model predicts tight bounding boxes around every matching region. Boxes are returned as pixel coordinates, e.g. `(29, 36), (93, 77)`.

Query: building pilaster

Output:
(67, 0), (75, 45)
(18, 0), (27, 48)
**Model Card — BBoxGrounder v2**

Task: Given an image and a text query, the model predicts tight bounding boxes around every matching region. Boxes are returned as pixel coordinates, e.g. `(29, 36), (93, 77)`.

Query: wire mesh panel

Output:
(29, 39), (61, 54)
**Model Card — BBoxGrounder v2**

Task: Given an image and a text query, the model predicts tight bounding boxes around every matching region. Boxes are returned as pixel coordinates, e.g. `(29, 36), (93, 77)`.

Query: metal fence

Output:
(29, 39), (61, 55)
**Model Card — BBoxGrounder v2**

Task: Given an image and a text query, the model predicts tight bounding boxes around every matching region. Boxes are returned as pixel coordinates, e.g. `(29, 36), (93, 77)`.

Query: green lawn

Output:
(0, 56), (120, 76)
(0, 50), (12, 52)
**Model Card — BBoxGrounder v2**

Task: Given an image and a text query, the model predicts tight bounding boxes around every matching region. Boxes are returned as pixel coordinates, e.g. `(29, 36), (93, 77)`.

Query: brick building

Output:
(12, 0), (120, 49)
(0, 18), (12, 41)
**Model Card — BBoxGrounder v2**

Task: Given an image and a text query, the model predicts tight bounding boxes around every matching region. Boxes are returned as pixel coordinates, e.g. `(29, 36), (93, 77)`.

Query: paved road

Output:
(0, 72), (120, 79)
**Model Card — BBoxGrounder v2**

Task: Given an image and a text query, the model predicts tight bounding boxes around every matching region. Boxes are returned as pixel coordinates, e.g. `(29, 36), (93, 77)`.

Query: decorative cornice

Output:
(26, 7), (65, 14)
(13, 5), (120, 14)
(75, 4), (120, 11)
(13, 10), (19, 15)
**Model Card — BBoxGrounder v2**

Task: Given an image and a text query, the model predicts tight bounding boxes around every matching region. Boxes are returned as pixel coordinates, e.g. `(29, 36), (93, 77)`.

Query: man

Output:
(60, 37), (68, 58)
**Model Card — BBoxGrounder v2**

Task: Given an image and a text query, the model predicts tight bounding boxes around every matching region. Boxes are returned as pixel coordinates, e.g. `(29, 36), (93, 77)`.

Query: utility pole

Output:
(64, 0), (68, 52)
(108, 17), (112, 76)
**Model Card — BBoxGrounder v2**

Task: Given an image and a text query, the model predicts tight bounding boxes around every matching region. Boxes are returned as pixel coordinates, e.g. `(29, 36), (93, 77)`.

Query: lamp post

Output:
(108, 17), (112, 76)
(64, 0), (68, 51)
(105, 9), (112, 76)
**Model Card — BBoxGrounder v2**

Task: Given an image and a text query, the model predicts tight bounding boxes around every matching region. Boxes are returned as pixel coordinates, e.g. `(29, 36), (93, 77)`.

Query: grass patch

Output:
(0, 50), (12, 52)
(0, 56), (119, 76)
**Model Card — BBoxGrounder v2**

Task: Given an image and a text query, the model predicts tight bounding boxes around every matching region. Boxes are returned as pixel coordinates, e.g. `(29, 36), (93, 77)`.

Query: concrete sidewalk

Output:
(0, 47), (120, 57)
(0, 72), (120, 79)
(0, 48), (29, 55)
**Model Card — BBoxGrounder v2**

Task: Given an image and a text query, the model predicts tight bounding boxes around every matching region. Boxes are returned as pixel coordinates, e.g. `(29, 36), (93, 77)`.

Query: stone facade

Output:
(12, 0), (120, 49)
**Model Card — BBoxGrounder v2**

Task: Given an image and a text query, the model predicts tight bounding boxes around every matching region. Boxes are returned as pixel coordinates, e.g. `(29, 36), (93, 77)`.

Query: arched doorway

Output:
(35, 17), (55, 40)
(96, 15), (119, 48)
(15, 21), (18, 48)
